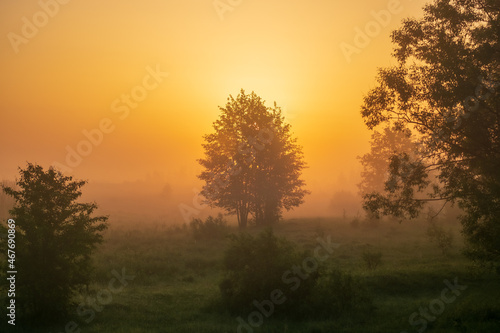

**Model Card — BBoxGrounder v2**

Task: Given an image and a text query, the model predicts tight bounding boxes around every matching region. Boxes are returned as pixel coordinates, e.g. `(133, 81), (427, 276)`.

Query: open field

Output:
(1, 0), (499, 332)
(13, 216), (496, 333)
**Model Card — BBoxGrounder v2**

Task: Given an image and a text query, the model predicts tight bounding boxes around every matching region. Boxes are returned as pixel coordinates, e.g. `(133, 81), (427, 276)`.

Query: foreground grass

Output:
(35, 217), (500, 332)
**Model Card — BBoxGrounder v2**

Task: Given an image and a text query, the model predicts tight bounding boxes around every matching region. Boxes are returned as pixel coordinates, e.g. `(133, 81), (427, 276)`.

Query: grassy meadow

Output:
(28, 216), (500, 333)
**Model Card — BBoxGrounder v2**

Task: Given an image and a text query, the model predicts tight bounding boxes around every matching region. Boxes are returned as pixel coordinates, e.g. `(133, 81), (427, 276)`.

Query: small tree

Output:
(358, 127), (416, 197)
(358, 127), (418, 225)
(2, 163), (108, 324)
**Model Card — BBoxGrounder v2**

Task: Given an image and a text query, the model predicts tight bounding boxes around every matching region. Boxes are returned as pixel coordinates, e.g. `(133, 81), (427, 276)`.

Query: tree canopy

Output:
(360, 0), (500, 268)
(2, 163), (108, 323)
(358, 126), (416, 197)
(198, 90), (309, 228)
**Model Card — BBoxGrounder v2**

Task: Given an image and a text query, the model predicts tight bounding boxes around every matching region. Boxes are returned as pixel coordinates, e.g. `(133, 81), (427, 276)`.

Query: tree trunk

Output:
(263, 200), (279, 225)
(237, 202), (248, 229)
(255, 203), (264, 226)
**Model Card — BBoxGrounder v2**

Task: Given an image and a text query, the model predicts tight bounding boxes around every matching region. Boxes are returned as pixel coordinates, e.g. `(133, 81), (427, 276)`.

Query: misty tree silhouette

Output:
(198, 89), (309, 228)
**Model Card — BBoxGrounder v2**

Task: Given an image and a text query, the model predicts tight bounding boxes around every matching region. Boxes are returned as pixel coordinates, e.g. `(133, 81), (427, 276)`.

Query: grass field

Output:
(29, 217), (500, 333)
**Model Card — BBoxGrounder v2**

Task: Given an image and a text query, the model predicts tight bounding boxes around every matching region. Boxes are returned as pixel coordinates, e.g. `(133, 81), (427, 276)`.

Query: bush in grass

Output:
(2, 164), (108, 325)
(219, 228), (317, 314)
(426, 220), (453, 256)
(362, 250), (383, 270)
(311, 268), (372, 317)
(190, 213), (228, 240)
(219, 229), (372, 319)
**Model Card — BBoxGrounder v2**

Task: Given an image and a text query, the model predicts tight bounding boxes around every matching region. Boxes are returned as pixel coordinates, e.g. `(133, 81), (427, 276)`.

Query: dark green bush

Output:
(190, 213), (228, 240)
(426, 220), (453, 255)
(311, 268), (372, 318)
(219, 229), (372, 320)
(219, 229), (316, 315)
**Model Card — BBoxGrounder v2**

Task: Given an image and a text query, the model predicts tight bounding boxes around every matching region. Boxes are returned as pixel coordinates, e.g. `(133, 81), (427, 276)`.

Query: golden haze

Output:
(0, 0), (427, 221)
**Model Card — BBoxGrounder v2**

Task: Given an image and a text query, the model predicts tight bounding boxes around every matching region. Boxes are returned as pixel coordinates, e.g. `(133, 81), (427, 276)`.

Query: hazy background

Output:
(0, 0), (428, 223)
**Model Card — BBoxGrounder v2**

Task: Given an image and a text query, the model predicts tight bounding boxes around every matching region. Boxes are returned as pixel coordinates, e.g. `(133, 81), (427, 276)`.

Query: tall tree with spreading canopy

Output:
(360, 0), (500, 269)
(198, 90), (309, 228)
(2, 163), (108, 324)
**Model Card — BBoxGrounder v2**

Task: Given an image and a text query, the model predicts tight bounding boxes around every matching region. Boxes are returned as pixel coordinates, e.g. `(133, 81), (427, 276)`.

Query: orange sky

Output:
(0, 0), (428, 219)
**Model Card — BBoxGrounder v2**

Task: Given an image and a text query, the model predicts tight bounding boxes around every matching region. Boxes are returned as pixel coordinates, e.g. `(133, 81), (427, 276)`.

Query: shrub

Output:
(2, 164), (108, 324)
(311, 268), (372, 317)
(426, 220), (453, 255)
(219, 229), (316, 315)
(219, 229), (372, 320)
(362, 250), (383, 270)
(190, 213), (228, 240)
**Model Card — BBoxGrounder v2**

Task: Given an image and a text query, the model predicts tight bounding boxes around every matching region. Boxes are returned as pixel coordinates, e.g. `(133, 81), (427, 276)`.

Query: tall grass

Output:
(3, 216), (499, 332)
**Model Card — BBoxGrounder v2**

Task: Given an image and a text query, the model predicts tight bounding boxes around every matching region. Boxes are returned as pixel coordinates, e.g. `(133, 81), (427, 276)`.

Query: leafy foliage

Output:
(360, 0), (500, 269)
(426, 219), (454, 256)
(358, 127), (416, 197)
(2, 163), (108, 324)
(219, 229), (314, 314)
(219, 229), (371, 319)
(189, 214), (228, 240)
(311, 268), (372, 317)
(198, 89), (309, 228)
(0, 180), (15, 221)
(359, 127), (421, 222)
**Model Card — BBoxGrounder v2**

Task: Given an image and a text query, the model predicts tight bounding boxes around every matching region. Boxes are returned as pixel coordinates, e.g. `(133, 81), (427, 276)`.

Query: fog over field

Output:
(1, 0), (499, 332)
(0, 0), (429, 225)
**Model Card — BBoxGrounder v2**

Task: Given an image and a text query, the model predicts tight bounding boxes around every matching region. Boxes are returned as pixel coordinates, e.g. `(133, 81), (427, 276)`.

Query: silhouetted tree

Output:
(358, 127), (417, 221)
(358, 127), (415, 196)
(0, 180), (15, 221)
(360, 0), (500, 269)
(2, 163), (108, 324)
(198, 89), (309, 228)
